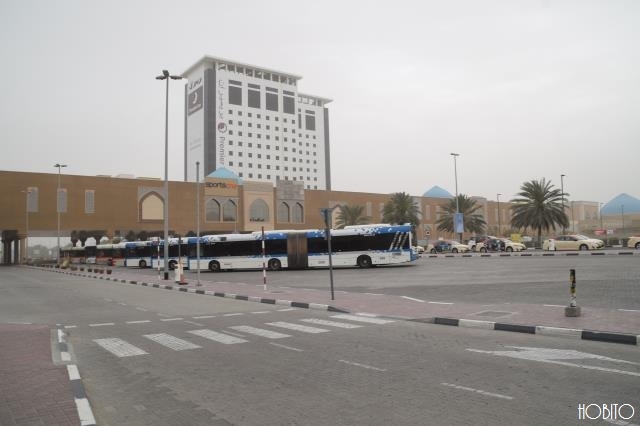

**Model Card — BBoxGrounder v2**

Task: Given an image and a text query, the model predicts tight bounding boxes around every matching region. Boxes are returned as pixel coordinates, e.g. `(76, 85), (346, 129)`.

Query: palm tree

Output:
(334, 204), (371, 229)
(510, 178), (569, 247)
(435, 194), (486, 237)
(382, 192), (420, 227)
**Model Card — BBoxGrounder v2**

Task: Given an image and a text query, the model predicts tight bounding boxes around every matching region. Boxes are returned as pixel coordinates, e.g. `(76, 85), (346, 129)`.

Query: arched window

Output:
(292, 202), (304, 223)
(277, 202), (290, 223)
(250, 199), (269, 222)
(223, 200), (237, 222)
(206, 199), (221, 222)
(140, 192), (163, 220)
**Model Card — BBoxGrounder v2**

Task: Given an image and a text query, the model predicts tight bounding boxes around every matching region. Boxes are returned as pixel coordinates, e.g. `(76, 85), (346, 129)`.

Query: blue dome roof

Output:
(601, 193), (640, 215)
(207, 166), (242, 183)
(423, 185), (453, 198)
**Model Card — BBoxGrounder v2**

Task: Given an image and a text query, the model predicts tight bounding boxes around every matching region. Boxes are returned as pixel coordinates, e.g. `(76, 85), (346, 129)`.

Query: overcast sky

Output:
(1, 0), (638, 205)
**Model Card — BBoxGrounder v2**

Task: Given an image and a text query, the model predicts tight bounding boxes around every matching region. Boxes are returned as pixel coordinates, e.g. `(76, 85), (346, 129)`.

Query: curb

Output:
(428, 317), (640, 346)
(46, 268), (350, 314)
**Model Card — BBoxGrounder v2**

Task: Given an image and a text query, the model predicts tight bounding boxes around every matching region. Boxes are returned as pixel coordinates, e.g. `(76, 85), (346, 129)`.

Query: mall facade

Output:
(1, 169), (615, 264)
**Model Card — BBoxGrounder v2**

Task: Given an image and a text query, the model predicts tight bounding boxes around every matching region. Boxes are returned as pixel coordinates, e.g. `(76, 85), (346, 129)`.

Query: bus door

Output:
(287, 232), (308, 270)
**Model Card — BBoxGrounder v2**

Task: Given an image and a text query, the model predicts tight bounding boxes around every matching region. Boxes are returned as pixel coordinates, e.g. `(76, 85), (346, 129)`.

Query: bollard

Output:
(565, 268), (581, 317)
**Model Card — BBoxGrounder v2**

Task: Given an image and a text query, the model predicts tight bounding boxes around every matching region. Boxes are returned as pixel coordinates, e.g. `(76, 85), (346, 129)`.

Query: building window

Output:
(229, 85), (242, 106)
(249, 199), (269, 222)
(223, 200), (237, 222)
(85, 190), (95, 214)
(206, 199), (221, 222)
(140, 192), (163, 221)
(283, 94), (295, 114)
(266, 88), (278, 112)
(277, 202), (290, 223)
(305, 110), (316, 131)
(248, 88), (260, 108)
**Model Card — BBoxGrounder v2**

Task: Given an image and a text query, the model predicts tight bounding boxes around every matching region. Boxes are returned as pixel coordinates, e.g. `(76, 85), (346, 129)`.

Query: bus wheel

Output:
(139, 260), (147, 268)
(168, 260), (177, 270)
(357, 255), (372, 268)
(208, 260), (221, 272)
(268, 258), (282, 271)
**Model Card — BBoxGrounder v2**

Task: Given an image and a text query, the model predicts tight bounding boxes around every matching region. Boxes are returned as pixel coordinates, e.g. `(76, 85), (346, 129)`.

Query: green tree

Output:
(435, 194), (486, 236)
(334, 204), (371, 229)
(510, 178), (569, 247)
(381, 192), (420, 227)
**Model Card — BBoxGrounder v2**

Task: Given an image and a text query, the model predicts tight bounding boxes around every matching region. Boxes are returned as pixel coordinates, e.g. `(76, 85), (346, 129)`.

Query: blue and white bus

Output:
(152, 237), (197, 270)
(191, 224), (416, 272)
(123, 240), (158, 268)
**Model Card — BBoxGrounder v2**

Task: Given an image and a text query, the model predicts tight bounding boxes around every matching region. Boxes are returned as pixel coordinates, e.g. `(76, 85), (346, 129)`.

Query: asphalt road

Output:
(2, 266), (639, 425)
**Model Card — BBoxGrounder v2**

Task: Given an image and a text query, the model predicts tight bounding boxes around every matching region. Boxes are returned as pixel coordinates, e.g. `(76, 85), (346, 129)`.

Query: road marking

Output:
(251, 311), (271, 314)
(143, 333), (201, 351)
(338, 359), (386, 372)
(265, 321), (330, 334)
(126, 320), (151, 324)
(223, 313), (244, 317)
(277, 308), (297, 312)
(118, 303), (127, 306)
(193, 315), (216, 319)
(468, 346), (640, 377)
(67, 364), (81, 381)
(183, 320), (204, 326)
(618, 309), (640, 313)
(230, 325), (291, 339)
(300, 318), (363, 329)
(331, 314), (395, 325)
(135, 307), (148, 312)
(94, 338), (148, 357)
(401, 296), (425, 303)
(188, 329), (248, 345)
(441, 382), (513, 400)
(75, 397), (97, 426)
(160, 317), (184, 322)
(89, 323), (115, 327)
(269, 342), (304, 352)
(64, 325), (77, 329)
(364, 293), (384, 296)
(428, 301), (454, 305)
(543, 304), (565, 308)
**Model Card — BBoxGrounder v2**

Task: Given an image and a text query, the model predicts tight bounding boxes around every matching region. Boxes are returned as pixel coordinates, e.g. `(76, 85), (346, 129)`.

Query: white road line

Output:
(364, 293), (384, 296)
(126, 320), (151, 324)
(543, 304), (565, 308)
(188, 329), (248, 344)
(143, 333), (202, 351)
(331, 314), (395, 325)
(118, 303), (127, 306)
(265, 321), (330, 334)
(277, 308), (297, 312)
(300, 318), (363, 329)
(401, 296), (425, 303)
(428, 301), (454, 305)
(193, 315), (216, 319)
(135, 307), (148, 312)
(94, 338), (148, 357)
(89, 323), (115, 327)
(160, 317), (184, 322)
(441, 382), (513, 400)
(67, 365), (81, 381)
(75, 398), (97, 426)
(230, 325), (291, 339)
(64, 325), (77, 329)
(618, 309), (640, 313)
(251, 311), (271, 314)
(223, 313), (244, 317)
(338, 359), (387, 372)
(184, 320), (204, 326)
(269, 342), (304, 352)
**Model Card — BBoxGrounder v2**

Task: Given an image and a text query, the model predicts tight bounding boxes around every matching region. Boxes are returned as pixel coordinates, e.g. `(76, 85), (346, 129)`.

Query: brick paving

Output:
(0, 324), (80, 426)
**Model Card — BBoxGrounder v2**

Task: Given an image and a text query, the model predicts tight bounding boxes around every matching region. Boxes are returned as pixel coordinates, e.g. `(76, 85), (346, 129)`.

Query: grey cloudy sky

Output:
(1, 0), (638, 205)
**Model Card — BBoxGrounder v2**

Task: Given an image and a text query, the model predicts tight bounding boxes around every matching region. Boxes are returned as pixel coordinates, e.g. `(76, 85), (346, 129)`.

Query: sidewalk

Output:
(0, 323), (80, 425)
(51, 266), (640, 345)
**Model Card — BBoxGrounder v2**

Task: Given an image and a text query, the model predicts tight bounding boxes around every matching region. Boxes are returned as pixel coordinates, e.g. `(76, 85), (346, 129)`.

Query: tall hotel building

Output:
(182, 56), (332, 190)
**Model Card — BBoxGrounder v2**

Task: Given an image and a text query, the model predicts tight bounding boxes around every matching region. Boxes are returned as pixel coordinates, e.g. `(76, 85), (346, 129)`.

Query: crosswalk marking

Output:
(300, 318), (363, 329)
(143, 333), (201, 351)
(187, 329), (248, 345)
(265, 321), (330, 334)
(94, 338), (148, 357)
(230, 325), (291, 339)
(330, 314), (395, 325)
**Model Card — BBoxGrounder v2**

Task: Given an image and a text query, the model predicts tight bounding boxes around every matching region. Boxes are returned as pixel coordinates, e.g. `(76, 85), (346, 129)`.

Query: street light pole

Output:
(196, 161), (201, 286)
(54, 163), (67, 264)
(22, 189), (31, 263)
(156, 69), (184, 280)
(450, 153), (460, 241)
(561, 174), (566, 234)
(497, 193), (502, 237)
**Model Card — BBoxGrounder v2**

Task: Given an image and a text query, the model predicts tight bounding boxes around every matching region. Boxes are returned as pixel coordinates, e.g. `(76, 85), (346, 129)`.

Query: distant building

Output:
(182, 56), (332, 190)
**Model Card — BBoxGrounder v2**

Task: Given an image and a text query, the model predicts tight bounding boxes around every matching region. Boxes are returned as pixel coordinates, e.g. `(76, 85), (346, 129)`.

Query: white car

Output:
(475, 238), (526, 253)
(575, 234), (604, 249)
(543, 235), (599, 251)
(627, 236), (640, 249)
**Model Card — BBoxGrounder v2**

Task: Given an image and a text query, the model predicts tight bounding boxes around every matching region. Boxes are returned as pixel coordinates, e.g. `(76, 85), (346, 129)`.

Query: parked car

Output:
(627, 236), (640, 249)
(412, 245), (425, 255)
(476, 238), (527, 253)
(467, 236), (491, 251)
(542, 235), (600, 251)
(574, 234), (605, 249)
(427, 240), (470, 254)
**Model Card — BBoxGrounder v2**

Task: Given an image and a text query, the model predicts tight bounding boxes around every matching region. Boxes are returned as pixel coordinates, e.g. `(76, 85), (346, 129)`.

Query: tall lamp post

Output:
(195, 161), (201, 286)
(450, 153), (461, 241)
(560, 174), (566, 234)
(156, 69), (184, 280)
(22, 189), (31, 263)
(54, 163), (67, 264)
(496, 193), (502, 237)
